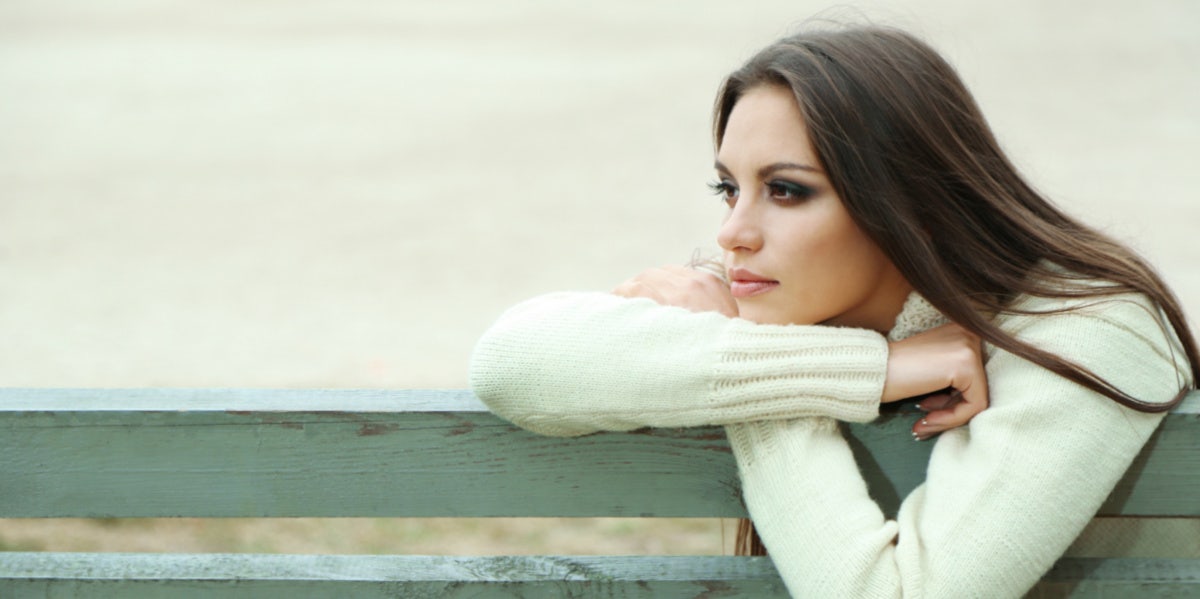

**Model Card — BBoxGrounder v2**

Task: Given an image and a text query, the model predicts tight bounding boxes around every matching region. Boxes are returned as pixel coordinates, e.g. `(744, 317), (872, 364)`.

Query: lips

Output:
(727, 268), (779, 298)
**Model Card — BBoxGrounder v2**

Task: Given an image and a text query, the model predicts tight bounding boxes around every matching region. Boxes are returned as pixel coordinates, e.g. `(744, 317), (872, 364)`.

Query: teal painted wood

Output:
(1, 389), (744, 518)
(2, 389), (1197, 518)
(1034, 558), (1200, 598)
(0, 554), (790, 598)
(0, 387), (484, 412)
(2, 554), (1197, 598)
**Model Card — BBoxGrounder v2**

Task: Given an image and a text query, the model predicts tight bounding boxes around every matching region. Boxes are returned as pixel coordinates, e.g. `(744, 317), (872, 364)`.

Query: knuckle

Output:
(680, 273), (713, 294)
(954, 343), (979, 366)
(616, 280), (651, 298)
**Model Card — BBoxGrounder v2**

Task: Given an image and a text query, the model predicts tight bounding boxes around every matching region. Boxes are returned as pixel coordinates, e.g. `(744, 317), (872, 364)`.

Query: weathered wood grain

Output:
(2, 553), (1197, 598)
(1, 554), (788, 598)
(1, 389), (1197, 518)
(1, 388), (1197, 597)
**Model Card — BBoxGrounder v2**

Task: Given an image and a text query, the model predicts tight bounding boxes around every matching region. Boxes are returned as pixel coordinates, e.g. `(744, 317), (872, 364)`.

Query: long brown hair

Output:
(717, 26), (1199, 556)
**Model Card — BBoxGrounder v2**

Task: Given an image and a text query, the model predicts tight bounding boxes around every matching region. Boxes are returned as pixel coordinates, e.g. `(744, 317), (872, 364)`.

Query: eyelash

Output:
(707, 179), (815, 205)
(707, 180), (737, 201)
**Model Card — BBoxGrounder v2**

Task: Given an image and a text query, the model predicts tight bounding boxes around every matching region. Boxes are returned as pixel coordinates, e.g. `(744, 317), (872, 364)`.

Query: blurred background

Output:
(2, 0), (1196, 554)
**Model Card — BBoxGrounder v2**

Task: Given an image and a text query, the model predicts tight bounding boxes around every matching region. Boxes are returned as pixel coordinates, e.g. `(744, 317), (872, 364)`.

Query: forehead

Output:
(718, 85), (816, 167)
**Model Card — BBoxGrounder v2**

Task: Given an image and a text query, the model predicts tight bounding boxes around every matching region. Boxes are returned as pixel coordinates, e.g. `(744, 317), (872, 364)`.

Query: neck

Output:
(823, 274), (914, 333)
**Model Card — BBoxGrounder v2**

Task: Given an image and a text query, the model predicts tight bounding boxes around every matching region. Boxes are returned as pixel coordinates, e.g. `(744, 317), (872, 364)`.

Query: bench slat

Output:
(2, 389), (1197, 518)
(2, 554), (1197, 598)
(0, 553), (789, 598)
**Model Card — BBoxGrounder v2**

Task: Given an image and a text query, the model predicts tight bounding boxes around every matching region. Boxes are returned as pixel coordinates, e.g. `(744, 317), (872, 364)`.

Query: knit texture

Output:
(889, 292), (949, 341)
(469, 288), (1191, 597)
(724, 292), (1189, 597)
(471, 292), (887, 437)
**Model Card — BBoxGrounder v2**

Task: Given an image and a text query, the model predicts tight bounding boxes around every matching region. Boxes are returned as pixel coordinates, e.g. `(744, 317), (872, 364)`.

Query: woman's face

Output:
(714, 85), (911, 331)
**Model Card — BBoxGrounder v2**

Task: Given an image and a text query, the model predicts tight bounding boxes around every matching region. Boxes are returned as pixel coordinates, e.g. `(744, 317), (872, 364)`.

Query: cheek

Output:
(783, 213), (869, 277)
(787, 215), (886, 301)
(838, 231), (889, 278)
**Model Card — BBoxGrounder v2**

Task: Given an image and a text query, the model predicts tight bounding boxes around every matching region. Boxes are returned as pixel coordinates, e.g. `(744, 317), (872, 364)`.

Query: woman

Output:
(469, 26), (1196, 597)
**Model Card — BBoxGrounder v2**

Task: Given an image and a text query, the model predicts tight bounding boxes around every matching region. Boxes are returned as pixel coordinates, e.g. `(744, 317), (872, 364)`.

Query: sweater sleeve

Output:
(725, 294), (1190, 598)
(469, 291), (888, 437)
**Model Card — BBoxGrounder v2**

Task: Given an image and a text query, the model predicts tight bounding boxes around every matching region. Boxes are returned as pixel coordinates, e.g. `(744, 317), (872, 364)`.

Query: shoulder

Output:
(988, 290), (1191, 407)
(998, 291), (1176, 352)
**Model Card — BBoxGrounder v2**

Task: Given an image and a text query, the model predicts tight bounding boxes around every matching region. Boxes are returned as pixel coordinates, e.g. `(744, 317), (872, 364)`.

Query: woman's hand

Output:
(612, 265), (738, 318)
(882, 323), (988, 441)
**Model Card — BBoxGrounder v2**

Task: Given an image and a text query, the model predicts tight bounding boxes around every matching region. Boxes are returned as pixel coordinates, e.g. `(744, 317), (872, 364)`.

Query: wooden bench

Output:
(2, 388), (1197, 597)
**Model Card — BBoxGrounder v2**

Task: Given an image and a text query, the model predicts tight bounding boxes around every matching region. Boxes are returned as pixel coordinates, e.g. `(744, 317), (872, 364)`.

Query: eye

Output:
(707, 179), (739, 207)
(767, 180), (815, 204)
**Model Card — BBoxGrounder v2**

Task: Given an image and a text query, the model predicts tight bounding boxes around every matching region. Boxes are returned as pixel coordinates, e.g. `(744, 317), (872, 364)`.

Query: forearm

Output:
(724, 296), (1184, 598)
(726, 419), (906, 598)
(726, 408), (1162, 598)
(469, 291), (887, 436)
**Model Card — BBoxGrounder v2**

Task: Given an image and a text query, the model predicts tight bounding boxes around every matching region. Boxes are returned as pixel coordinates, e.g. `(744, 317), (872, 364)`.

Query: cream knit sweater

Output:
(469, 289), (1191, 598)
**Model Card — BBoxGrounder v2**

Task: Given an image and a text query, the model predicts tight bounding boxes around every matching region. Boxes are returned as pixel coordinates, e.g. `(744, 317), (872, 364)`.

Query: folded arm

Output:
(726, 295), (1188, 597)
(469, 291), (887, 436)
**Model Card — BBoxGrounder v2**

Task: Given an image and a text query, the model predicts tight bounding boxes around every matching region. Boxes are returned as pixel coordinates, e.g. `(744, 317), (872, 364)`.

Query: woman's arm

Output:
(469, 290), (888, 437)
(726, 294), (1188, 597)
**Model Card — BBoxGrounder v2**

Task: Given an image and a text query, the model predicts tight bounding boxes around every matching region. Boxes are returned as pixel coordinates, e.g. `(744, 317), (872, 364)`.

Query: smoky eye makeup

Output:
(767, 179), (816, 202)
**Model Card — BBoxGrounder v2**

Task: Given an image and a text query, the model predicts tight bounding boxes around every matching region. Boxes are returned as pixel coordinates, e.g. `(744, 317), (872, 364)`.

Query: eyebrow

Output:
(713, 160), (823, 178)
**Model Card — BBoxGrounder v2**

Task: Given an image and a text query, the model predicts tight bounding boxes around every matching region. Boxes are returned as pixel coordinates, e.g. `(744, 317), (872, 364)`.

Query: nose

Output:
(717, 200), (764, 254)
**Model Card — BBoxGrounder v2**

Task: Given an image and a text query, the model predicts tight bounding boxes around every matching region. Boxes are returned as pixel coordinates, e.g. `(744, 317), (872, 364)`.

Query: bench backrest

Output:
(2, 388), (1198, 596)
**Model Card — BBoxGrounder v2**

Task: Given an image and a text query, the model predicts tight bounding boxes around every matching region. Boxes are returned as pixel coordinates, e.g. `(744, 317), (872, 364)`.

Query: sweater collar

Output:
(886, 292), (949, 342)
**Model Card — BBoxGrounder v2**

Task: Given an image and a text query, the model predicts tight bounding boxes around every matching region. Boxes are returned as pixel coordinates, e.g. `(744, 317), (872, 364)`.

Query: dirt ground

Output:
(2, 0), (1196, 555)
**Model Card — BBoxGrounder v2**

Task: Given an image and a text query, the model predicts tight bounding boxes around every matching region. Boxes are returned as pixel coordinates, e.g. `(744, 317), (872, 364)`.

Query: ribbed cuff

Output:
(712, 324), (888, 423)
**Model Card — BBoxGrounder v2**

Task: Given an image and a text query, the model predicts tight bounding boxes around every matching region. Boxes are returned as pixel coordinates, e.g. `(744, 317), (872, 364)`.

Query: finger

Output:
(912, 410), (961, 441)
(913, 388), (987, 440)
(612, 279), (664, 304)
(916, 392), (957, 412)
(661, 265), (720, 293)
(912, 418), (935, 442)
(911, 407), (959, 440)
(655, 267), (705, 303)
(942, 385), (988, 427)
(662, 265), (710, 289)
(660, 264), (738, 317)
(942, 364), (989, 423)
(917, 335), (988, 437)
(614, 266), (679, 294)
(688, 260), (728, 284)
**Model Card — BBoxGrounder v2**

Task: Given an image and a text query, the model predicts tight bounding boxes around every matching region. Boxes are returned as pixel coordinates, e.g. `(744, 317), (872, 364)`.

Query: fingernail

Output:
(921, 418), (929, 426)
(912, 431), (920, 441)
